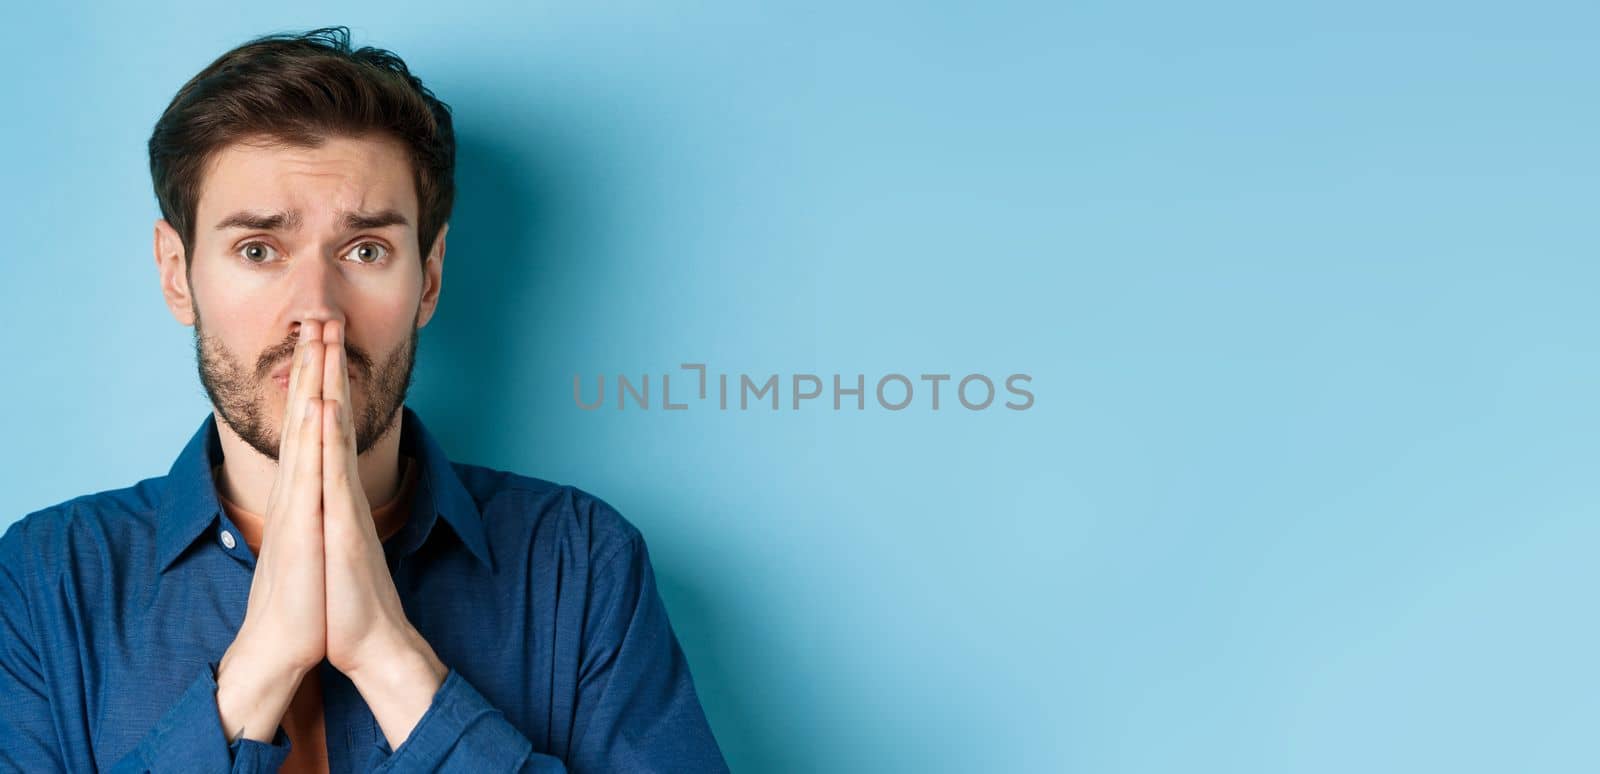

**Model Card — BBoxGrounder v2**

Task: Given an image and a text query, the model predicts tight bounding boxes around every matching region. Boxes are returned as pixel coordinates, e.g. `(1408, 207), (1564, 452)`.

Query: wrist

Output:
(344, 629), (448, 750)
(215, 642), (309, 743)
(345, 627), (446, 695)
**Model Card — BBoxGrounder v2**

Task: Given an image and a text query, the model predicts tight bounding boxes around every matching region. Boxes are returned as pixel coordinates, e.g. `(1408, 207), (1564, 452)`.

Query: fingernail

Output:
(305, 399), (317, 418)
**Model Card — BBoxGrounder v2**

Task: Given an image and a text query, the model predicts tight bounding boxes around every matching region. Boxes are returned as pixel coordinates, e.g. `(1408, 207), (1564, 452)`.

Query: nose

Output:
(284, 256), (347, 341)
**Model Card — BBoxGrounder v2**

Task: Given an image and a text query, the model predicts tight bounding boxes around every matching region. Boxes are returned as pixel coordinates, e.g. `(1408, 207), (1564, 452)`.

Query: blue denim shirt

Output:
(0, 406), (728, 772)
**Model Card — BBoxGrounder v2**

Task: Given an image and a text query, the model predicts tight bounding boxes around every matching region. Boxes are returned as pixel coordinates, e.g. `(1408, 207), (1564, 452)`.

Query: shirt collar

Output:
(157, 405), (493, 573)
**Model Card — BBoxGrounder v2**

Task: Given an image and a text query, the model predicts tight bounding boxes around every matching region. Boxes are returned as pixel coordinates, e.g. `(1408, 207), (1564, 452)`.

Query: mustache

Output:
(254, 335), (373, 381)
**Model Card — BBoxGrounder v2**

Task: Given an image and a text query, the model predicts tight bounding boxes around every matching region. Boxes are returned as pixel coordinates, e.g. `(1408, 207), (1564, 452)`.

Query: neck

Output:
(212, 408), (405, 516)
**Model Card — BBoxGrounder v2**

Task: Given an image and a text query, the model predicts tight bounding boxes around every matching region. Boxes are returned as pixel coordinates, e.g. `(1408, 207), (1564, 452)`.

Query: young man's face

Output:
(155, 133), (445, 461)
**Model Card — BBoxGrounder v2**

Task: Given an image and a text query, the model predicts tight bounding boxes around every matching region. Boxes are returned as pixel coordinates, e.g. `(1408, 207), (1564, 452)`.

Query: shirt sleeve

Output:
(0, 522), (65, 772)
(364, 669), (565, 772)
(3, 517), (293, 774)
(367, 533), (728, 773)
(107, 662), (293, 773)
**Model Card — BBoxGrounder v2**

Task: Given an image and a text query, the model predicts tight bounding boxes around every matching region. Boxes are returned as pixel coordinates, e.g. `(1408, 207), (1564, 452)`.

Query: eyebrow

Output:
(213, 209), (410, 232)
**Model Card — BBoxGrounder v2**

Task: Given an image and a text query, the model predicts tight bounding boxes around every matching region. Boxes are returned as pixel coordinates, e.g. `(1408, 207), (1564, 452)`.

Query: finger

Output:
(320, 321), (361, 483)
(319, 322), (363, 512)
(276, 325), (310, 459)
(322, 320), (350, 426)
(272, 321), (323, 521)
(297, 324), (326, 489)
(301, 320), (325, 405)
(293, 395), (323, 523)
(323, 398), (369, 519)
(281, 321), (323, 447)
(268, 328), (313, 514)
(283, 321), (323, 476)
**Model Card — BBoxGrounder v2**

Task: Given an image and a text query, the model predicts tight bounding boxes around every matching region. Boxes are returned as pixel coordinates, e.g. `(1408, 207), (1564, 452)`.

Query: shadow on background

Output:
(407, 115), (768, 767)
(409, 128), (550, 457)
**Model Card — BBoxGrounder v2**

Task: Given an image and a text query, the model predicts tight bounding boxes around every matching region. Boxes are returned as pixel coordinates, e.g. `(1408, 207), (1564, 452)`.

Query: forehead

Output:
(195, 133), (417, 226)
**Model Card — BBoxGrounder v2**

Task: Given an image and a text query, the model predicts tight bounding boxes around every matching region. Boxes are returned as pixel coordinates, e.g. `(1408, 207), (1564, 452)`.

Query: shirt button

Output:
(220, 530), (237, 550)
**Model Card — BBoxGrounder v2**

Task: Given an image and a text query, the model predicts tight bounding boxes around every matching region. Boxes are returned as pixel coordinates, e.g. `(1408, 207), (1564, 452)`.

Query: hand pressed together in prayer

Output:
(215, 318), (447, 751)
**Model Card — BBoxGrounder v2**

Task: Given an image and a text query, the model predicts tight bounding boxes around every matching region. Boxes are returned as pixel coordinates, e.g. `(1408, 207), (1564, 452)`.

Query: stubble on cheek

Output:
(193, 317), (290, 462)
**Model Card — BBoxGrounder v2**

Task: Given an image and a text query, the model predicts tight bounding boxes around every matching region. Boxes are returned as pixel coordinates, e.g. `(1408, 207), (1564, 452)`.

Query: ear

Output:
(416, 222), (447, 329)
(154, 219), (196, 326)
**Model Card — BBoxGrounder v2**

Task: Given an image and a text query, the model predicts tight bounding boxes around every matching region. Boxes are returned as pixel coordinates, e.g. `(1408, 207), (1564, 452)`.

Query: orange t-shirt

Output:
(213, 456), (420, 773)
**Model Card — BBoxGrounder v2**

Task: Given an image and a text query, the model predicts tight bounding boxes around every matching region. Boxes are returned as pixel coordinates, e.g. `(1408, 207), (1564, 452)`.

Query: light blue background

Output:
(2, 2), (1595, 772)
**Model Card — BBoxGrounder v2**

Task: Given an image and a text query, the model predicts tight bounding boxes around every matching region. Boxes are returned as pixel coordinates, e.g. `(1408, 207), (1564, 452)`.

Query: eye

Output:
(345, 242), (390, 265)
(238, 241), (279, 265)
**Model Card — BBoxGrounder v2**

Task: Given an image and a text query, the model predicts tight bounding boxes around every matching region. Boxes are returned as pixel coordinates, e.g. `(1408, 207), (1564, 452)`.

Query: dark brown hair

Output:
(148, 26), (455, 262)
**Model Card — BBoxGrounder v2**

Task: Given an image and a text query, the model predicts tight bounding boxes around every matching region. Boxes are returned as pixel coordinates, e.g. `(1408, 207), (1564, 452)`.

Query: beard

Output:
(193, 304), (419, 462)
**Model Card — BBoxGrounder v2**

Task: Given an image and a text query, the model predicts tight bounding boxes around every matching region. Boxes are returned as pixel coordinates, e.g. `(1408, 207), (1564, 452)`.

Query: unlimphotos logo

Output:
(574, 363), (1034, 411)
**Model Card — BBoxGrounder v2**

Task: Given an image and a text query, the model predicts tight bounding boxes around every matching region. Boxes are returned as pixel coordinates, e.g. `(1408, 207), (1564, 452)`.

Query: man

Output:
(0, 27), (729, 773)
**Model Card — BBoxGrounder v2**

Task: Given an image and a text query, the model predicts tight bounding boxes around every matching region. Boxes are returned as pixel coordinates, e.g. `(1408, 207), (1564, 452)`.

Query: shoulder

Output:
(448, 462), (644, 568)
(1, 477), (163, 585)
